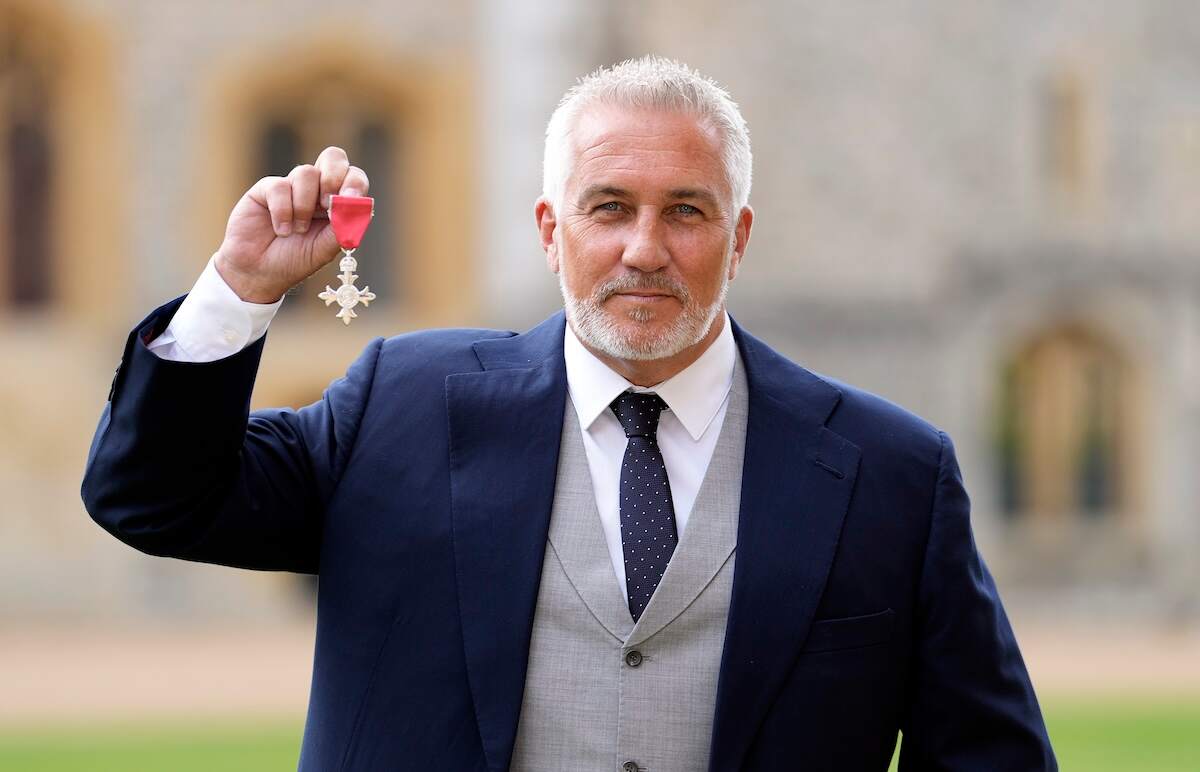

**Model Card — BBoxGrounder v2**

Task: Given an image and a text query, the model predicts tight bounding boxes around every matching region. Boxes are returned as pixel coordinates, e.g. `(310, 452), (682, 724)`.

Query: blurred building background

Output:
(2, 0), (1199, 645)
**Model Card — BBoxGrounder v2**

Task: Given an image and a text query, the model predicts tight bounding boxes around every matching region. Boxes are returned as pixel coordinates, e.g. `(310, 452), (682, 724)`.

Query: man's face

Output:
(537, 106), (751, 362)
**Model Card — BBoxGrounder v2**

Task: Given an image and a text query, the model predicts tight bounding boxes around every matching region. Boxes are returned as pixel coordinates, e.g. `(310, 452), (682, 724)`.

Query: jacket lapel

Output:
(447, 312), (568, 772)
(707, 320), (863, 772)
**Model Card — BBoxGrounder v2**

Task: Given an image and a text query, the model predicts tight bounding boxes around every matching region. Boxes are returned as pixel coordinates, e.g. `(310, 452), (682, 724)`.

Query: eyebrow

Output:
(576, 185), (630, 205)
(576, 184), (722, 210)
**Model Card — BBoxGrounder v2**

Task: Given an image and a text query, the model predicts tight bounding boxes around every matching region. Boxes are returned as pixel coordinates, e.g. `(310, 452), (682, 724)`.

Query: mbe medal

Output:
(319, 194), (376, 324)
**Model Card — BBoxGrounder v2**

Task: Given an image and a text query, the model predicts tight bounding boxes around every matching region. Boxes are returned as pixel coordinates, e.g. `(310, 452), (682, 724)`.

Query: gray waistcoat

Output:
(510, 357), (748, 772)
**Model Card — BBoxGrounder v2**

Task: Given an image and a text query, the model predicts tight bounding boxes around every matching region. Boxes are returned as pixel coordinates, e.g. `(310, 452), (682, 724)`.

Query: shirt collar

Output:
(563, 312), (736, 441)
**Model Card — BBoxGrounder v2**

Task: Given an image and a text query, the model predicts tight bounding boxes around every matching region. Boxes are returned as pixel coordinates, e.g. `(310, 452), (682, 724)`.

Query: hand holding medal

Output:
(213, 146), (373, 311)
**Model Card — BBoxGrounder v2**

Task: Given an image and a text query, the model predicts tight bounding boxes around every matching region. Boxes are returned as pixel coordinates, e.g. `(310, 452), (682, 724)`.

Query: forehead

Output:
(567, 106), (727, 199)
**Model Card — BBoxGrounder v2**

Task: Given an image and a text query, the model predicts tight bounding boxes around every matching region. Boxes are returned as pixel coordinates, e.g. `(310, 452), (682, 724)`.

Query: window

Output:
(249, 70), (401, 315)
(1, 8), (57, 308)
(994, 324), (1130, 521)
(1039, 67), (1095, 210)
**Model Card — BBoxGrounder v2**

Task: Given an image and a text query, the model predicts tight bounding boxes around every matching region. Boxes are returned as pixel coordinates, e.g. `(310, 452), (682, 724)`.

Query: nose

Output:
(620, 207), (670, 273)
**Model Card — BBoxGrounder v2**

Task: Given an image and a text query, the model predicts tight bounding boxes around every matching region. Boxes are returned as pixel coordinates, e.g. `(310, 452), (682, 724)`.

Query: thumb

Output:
(311, 222), (343, 268)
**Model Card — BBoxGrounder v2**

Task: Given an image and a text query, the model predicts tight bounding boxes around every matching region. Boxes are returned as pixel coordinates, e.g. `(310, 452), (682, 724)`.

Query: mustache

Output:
(593, 272), (690, 303)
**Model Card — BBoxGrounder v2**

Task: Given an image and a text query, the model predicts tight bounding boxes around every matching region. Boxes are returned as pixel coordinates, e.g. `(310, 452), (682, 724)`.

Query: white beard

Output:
(559, 246), (731, 362)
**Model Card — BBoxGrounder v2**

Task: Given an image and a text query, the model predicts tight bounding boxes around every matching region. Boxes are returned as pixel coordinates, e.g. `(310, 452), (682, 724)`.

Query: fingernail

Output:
(321, 194), (331, 208)
(343, 188), (361, 197)
(277, 222), (292, 236)
(296, 220), (309, 234)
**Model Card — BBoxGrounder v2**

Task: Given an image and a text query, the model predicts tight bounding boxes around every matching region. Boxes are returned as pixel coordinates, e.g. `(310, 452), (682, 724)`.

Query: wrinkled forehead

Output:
(565, 105), (729, 201)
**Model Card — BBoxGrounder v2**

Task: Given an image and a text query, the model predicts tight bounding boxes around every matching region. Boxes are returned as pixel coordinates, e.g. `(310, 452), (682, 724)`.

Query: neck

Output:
(575, 311), (727, 387)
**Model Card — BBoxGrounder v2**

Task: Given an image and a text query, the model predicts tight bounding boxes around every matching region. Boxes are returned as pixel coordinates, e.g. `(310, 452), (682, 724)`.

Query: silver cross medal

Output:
(318, 194), (376, 324)
(318, 252), (376, 325)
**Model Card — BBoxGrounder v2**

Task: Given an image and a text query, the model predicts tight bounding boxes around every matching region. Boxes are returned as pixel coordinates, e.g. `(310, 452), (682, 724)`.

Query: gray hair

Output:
(542, 55), (753, 213)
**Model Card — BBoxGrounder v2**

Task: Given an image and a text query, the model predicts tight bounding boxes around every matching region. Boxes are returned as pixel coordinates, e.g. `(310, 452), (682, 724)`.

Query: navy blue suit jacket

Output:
(83, 296), (1056, 771)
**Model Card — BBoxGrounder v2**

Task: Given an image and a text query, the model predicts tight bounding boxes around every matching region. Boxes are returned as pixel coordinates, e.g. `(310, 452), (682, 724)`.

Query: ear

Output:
(535, 197), (560, 273)
(727, 205), (754, 281)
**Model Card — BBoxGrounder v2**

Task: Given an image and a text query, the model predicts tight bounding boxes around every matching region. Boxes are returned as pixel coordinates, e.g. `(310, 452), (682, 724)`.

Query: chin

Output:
(615, 322), (681, 356)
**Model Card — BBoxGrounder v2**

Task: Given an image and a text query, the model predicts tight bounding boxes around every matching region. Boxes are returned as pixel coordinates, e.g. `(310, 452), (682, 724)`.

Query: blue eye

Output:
(598, 201), (621, 211)
(675, 203), (700, 215)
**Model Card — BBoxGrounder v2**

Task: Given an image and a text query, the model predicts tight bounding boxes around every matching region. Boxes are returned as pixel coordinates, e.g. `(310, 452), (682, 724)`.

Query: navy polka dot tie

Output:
(610, 392), (678, 623)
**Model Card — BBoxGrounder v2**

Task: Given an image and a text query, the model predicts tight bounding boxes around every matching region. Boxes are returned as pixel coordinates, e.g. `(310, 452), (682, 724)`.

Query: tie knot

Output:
(610, 392), (668, 438)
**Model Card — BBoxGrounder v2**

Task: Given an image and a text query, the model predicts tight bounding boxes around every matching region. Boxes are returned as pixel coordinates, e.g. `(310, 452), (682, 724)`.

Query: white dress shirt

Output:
(148, 253), (282, 362)
(149, 261), (736, 600)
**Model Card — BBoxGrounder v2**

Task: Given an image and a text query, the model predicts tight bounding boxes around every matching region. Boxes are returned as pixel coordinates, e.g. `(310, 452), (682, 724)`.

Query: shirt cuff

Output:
(147, 253), (284, 362)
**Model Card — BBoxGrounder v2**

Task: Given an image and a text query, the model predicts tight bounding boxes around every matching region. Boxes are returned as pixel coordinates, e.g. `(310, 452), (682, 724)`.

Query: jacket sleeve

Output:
(898, 430), (1058, 770)
(81, 295), (383, 574)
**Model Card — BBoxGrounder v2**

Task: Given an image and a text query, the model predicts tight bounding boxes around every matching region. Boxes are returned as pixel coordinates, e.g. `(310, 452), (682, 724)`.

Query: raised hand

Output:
(214, 146), (370, 303)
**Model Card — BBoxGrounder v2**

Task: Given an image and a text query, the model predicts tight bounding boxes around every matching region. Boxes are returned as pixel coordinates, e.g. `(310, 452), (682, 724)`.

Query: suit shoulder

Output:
(816, 372), (945, 466)
(377, 326), (515, 373)
(732, 320), (945, 466)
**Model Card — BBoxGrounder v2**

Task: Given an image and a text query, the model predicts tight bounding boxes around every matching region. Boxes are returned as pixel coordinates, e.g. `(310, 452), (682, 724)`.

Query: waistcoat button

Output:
(624, 650), (643, 667)
(622, 761), (640, 772)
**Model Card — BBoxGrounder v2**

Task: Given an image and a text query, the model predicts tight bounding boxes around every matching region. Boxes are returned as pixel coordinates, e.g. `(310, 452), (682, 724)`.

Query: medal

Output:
(319, 194), (376, 324)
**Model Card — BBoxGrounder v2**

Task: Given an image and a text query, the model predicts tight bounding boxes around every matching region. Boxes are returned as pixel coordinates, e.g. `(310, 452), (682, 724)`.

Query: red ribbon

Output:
(329, 195), (374, 251)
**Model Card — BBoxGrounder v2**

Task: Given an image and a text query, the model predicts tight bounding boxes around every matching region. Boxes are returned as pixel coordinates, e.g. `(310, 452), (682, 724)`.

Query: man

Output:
(83, 56), (1056, 770)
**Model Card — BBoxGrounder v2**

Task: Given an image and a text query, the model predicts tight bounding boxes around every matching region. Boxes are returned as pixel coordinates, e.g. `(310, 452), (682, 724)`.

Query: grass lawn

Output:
(0, 720), (302, 772)
(1038, 697), (1200, 772)
(0, 698), (1196, 770)
(888, 697), (1200, 771)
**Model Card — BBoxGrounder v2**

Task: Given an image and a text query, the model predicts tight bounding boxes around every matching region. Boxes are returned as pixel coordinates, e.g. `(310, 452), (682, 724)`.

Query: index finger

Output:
(314, 146), (350, 209)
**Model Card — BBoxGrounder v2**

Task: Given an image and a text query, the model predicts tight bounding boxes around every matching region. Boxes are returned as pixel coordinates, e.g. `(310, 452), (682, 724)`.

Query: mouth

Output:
(612, 291), (676, 300)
